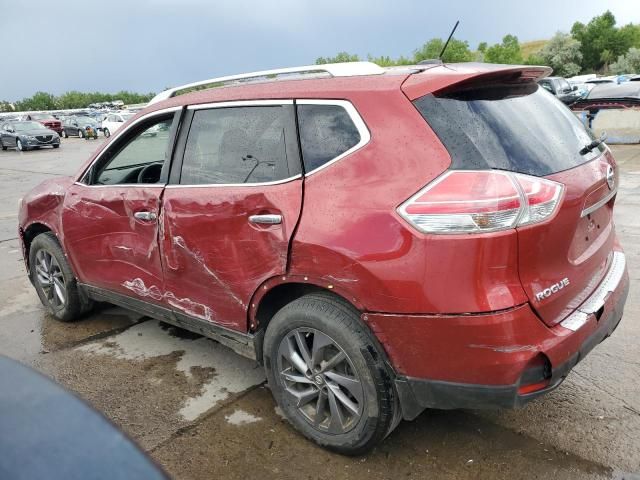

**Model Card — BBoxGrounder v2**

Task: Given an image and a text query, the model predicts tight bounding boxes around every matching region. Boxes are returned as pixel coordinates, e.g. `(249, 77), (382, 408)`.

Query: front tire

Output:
(103, 128), (110, 138)
(63, 130), (68, 138)
(263, 292), (397, 455)
(78, 129), (85, 138)
(53, 144), (60, 148)
(29, 232), (91, 322)
(0, 139), (6, 150)
(16, 139), (25, 151)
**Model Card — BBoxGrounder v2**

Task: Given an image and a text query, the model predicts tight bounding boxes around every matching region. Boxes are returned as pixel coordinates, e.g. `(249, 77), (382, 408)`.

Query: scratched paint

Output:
(122, 277), (216, 321)
(172, 236), (245, 308)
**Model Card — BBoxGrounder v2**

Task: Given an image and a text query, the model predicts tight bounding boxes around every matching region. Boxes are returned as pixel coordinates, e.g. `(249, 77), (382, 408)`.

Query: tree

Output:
(15, 92), (57, 111)
(571, 10), (636, 72)
(366, 54), (413, 67)
(413, 38), (473, 63)
(537, 32), (582, 77)
(315, 52), (360, 64)
(484, 34), (523, 64)
(610, 47), (640, 74)
(11, 90), (155, 112)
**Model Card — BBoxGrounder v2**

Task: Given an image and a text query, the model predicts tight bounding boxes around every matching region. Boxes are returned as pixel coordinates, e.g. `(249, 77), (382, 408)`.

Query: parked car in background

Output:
(538, 76), (581, 104)
(101, 112), (134, 137)
(567, 80), (594, 99)
(20, 113), (63, 135)
(18, 62), (629, 454)
(1, 120), (60, 151)
(585, 77), (617, 86)
(62, 116), (100, 138)
(614, 74), (635, 84)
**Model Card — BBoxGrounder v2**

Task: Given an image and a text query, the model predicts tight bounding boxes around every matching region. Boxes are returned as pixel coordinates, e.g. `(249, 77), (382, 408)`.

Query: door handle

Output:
(248, 214), (282, 225)
(134, 211), (157, 222)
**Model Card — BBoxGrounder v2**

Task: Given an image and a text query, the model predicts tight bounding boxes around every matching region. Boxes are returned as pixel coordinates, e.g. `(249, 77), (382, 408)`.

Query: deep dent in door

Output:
(153, 180), (303, 332)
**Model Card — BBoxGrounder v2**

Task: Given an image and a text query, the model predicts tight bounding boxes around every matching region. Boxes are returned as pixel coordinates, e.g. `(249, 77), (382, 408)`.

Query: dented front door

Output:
(62, 184), (165, 299)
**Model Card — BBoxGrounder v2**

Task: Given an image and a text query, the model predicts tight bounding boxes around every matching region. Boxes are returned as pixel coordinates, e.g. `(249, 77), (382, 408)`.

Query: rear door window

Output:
(180, 105), (300, 185)
(296, 103), (361, 172)
(413, 84), (603, 176)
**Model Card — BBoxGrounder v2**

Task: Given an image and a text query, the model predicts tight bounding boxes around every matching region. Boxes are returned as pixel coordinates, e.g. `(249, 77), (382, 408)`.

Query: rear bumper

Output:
(364, 251), (629, 420)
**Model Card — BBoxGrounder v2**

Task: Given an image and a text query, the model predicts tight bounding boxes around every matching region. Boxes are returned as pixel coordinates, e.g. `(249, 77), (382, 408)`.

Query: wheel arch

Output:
(249, 276), (365, 332)
(21, 222), (54, 269)
(249, 276), (386, 367)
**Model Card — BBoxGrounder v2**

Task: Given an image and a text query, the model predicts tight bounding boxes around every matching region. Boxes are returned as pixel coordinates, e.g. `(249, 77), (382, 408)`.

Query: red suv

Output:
(21, 113), (63, 135)
(18, 62), (629, 454)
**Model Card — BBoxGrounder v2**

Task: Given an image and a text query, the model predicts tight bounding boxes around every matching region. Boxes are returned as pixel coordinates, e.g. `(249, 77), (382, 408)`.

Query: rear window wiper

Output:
(579, 132), (607, 155)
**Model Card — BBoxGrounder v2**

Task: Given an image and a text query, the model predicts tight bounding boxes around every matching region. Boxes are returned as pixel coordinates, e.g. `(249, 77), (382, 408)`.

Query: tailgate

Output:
(517, 150), (618, 326)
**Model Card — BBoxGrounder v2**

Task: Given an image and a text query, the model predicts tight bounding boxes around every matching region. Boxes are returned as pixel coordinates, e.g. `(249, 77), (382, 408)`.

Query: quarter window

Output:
(296, 104), (361, 172)
(180, 105), (300, 185)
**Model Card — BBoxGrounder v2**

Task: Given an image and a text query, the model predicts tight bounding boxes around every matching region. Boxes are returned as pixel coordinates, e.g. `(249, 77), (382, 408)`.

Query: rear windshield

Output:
(413, 84), (603, 176)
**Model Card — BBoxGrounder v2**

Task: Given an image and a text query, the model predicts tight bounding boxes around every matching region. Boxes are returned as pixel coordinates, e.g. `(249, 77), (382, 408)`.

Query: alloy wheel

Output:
(34, 249), (66, 308)
(16, 139), (23, 151)
(277, 328), (364, 434)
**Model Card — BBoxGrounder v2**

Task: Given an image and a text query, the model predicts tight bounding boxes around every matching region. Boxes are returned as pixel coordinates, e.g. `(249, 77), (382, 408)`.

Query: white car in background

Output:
(101, 112), (135, 137)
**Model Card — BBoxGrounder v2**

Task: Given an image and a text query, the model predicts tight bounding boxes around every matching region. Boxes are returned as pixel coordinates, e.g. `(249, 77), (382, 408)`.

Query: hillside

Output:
(521, 39), (548, 58)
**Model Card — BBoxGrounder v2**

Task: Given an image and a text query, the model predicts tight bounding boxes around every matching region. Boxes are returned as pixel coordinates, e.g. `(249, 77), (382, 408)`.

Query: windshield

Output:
(121, 114), (134, 121)
(15, 122), (45, 131)
(413, 84), (604, 177)
(74, 116), (95, 123)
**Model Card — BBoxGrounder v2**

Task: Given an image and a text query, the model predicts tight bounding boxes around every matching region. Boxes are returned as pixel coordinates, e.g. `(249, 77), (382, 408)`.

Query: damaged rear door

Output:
(160, 101), (303, 332)
(61, 110), (181, 302)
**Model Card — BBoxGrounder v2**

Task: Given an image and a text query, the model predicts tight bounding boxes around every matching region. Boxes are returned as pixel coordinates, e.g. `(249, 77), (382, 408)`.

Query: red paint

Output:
(161, 181), (302, 331)
(365, 260), (627, 385)
(18, 63), (629, 394)
(61, 184), (166, 300)
(517, 152), (618, 326)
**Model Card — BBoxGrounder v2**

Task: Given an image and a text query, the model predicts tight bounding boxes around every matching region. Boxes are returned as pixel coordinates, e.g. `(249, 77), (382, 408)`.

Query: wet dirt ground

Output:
(0, 138), (639, 479)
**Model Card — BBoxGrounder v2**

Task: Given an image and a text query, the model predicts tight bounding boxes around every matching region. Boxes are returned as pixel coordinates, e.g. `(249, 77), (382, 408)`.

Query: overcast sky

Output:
(2, 0), (638, 101)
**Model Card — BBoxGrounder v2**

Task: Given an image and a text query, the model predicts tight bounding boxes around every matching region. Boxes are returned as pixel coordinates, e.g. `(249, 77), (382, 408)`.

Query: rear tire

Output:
(263, 292), (397, 455)
(63, 130), (68, 138)
(103, 128), (110, 138)
(1, 139), (6, 150)
(29, 232), (92, 322)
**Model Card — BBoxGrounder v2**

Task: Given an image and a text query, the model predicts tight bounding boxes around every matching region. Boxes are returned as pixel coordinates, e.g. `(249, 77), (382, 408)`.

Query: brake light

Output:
(397, 170), (564, 234)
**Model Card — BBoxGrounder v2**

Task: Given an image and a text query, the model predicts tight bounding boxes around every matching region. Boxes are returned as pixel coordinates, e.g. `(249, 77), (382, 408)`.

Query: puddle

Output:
(77, 320), (265, 421)
(225, 409), (262, 425)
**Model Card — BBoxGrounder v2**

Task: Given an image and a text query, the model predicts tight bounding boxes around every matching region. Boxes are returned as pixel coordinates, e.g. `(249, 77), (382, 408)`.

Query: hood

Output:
(18, 128), (58, 136)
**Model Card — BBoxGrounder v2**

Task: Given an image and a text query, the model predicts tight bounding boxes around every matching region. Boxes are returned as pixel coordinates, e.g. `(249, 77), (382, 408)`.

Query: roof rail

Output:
(148, 62), (386, 105)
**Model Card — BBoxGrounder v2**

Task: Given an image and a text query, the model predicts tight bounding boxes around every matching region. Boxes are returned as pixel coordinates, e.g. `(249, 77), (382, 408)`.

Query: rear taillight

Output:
(397, 170), (563, 234)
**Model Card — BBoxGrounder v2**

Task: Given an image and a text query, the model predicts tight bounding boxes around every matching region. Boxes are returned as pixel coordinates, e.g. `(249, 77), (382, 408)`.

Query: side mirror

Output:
(572, 85), (578, 91)
(73, 123), (78, 127)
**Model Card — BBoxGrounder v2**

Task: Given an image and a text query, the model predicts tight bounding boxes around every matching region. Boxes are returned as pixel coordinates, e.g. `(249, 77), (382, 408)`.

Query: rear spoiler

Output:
(402, 63), (552, 101)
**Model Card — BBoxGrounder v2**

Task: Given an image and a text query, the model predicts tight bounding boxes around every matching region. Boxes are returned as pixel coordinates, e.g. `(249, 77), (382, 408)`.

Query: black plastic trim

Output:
(80, 283), (257, 360)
